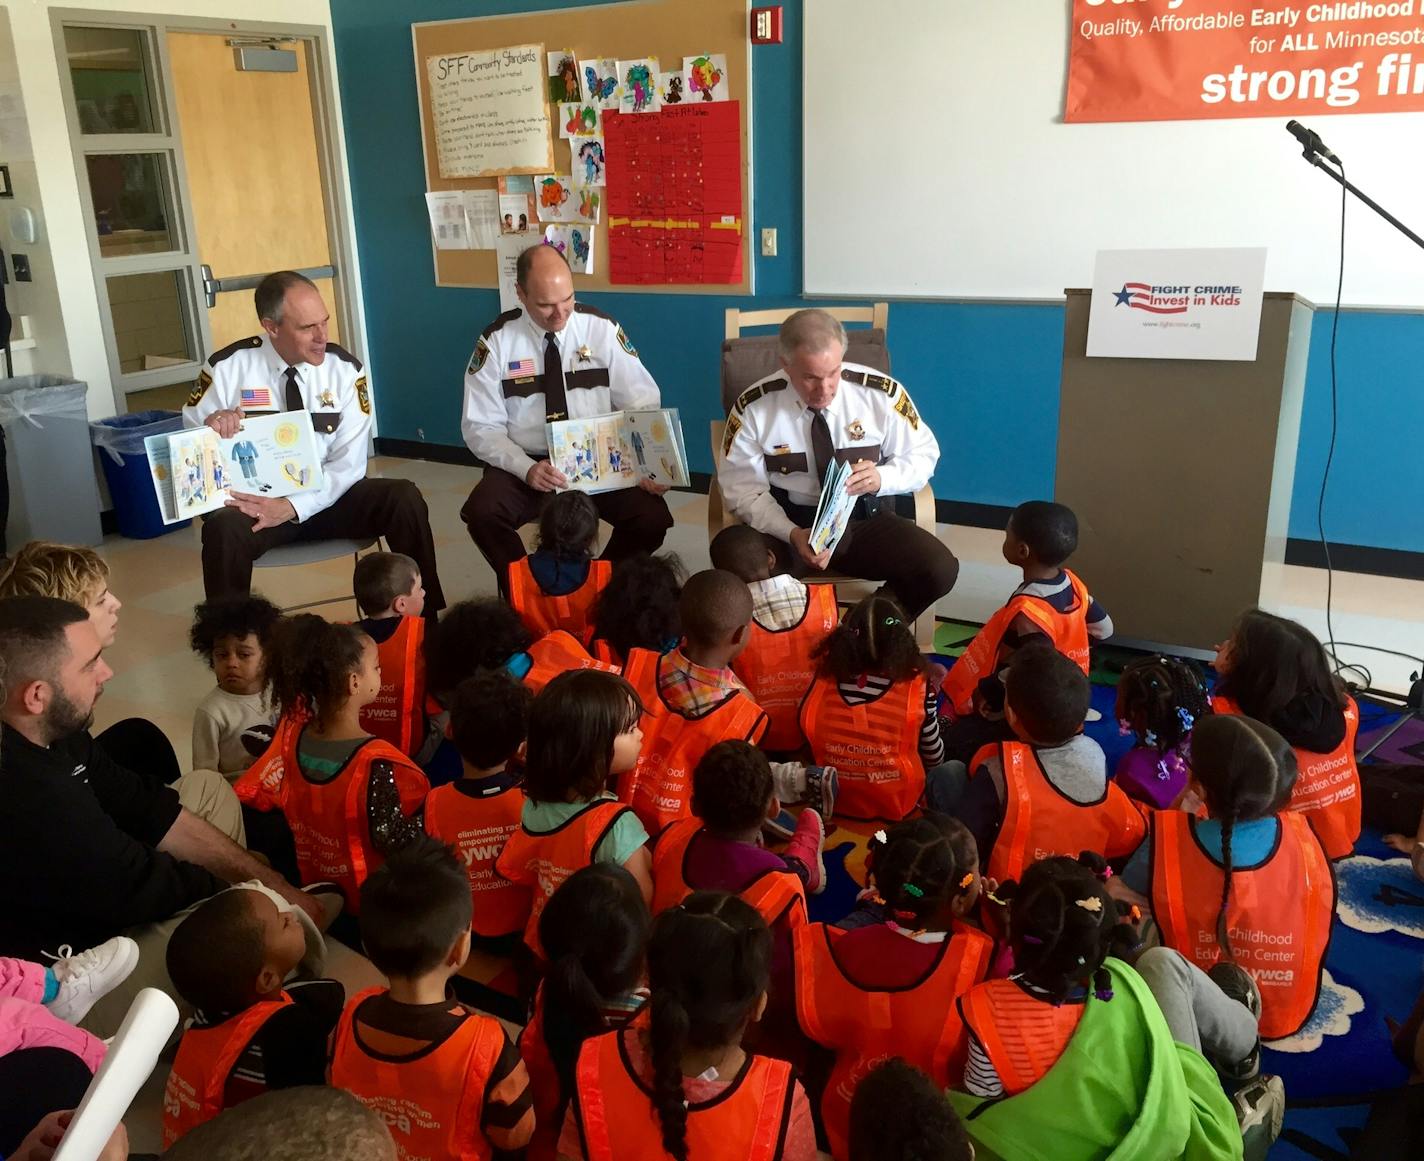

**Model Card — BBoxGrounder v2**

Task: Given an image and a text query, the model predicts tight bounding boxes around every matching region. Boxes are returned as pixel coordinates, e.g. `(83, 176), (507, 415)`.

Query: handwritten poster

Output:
(425, 45), (554, 178)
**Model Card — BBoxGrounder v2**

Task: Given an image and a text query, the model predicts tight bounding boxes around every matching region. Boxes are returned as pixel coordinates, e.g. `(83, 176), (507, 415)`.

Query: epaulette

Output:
(481, 308), (522, 339)
(574, 302), (616, 323)
(732, 376), (788, 414)
(841, 367), (899, 396)
(325, 342), (362, 371)
(208, 334), (263, 367)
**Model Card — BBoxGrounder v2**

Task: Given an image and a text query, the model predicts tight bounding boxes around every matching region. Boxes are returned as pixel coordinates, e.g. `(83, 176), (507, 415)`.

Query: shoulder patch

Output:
(481, 308), (523, 339)
(208, 334), (264, 368)
(573, 302), (615, 323)
(325, 342), (362, 371)
(893, 391), (920, 431)
(467, 337), (491, 377)
(842, 366), (899, 396)
(186, 368), (213, 408)
(615, 325), (637, 357)
(720, 411), (744, 456)
(355, 375), (371, 415)
(732, 376), (788, 415)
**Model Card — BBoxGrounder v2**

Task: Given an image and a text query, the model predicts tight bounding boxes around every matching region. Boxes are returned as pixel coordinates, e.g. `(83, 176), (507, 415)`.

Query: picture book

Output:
(546, 407), (689, 493)
(808, 457), (856, 555)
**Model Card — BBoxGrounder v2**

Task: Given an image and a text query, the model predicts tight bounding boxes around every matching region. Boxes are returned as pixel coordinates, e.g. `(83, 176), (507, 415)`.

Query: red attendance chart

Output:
(603, 100), (744, 285)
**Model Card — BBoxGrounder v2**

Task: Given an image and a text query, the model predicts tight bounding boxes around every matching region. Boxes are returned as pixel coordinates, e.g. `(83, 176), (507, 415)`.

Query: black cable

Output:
(1318, 156), (1347, 675)
(1328, 641), (1424, 667)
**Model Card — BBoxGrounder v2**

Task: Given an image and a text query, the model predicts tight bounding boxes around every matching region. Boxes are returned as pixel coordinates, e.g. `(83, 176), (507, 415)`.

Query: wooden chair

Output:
(710, 303), (938, 649)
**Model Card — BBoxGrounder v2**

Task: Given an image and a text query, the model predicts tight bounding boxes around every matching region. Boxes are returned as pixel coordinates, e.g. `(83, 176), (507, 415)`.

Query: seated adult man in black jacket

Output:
(0, 597), (323, 1036)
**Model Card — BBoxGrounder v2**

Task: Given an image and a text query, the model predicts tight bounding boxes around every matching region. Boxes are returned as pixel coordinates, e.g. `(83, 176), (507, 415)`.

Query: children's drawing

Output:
(659, 71), (684, 105)
(559, 102), (600, 140)
(574, 186), (601, 224)
(548, 50), (581, 102)
(536, 175), (572, 222)
(618, 58), (659, 114)
(575, 136), (606, 186)
(684, 53), (730, 102)
(580, 58), (620, 109)
(544, 224), (594, 274)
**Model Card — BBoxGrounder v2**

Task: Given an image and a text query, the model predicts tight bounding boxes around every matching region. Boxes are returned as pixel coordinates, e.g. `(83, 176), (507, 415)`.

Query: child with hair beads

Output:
(521, 864), (650, 1161)
(848, 1058), (974, 1161)
(793, 815), (994, 1160)
(588, 551), (685, 666)
(1114, 714), (1334, 1042)
(330, 838), (534, 1158)
(951, 854), (1258, 1160)
(496, 669), (652, 957)
(1114, 654), (1211, 809)
(162, 890), (343, 1146)
(801, 593), (942, 821)
(562, 891), (817, 1161)
(236, 615), (429, 918)
(940, 501), (1112, 761)
(189, 596), (282, 778)
(711, 524), (838, 753)
(1213, 608), (1361, 860)
(425, 672), (533, 952)
(352, 551), (429, 759)
(509, 490), (611, 644)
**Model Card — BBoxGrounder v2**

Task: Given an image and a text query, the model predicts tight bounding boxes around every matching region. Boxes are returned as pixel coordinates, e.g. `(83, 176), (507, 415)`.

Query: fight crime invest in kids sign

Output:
(1066, 0), (1424, 121)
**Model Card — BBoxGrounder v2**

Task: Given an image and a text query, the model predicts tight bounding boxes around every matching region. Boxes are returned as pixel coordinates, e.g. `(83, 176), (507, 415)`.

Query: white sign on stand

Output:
(1086, 248), (1267, 361)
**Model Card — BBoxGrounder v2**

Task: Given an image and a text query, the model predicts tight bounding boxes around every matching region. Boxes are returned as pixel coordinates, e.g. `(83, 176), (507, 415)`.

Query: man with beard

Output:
(0, 597), (323, 1036)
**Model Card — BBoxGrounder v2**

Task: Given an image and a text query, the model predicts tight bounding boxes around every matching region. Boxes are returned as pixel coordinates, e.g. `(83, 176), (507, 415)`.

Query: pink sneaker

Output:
(784, 809), (826, 896)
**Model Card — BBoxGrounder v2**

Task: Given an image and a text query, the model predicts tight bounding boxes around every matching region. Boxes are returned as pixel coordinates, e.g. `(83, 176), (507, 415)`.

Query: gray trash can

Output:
(0, 375), (103, 549)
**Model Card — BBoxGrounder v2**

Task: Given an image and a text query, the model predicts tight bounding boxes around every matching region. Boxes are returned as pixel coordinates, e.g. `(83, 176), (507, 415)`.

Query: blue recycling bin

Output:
(90, 410), (191, 539)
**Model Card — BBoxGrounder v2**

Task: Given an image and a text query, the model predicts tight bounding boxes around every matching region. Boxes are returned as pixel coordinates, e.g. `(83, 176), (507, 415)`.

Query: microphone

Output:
(1286, 120), (1340, 163)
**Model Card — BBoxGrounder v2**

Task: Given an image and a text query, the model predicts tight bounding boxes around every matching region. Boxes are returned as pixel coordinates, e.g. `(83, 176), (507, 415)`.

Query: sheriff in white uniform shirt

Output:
(717, 308), (959, 620)
(459, 244), (673, 587)
(185, 271), (444, 610)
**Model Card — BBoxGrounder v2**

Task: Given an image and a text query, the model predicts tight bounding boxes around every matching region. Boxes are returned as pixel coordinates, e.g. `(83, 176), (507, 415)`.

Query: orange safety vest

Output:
(799, 673), (927, 821)
(650, 817), (808, 931)
(589, 638), (622, 667)
(973, 741), (1146, 889)
(161, 995), (293, 1148)
(792, 921), (994, 1159)
(494, 798), (633, 958)
(329, 987), (505, 1161)
(235, 713), (429, 912)
(732, 584), (839, 751)
(572, 1026), (796, 1161)
(941, 570), (1093, 717)
(425, 782), (533, 940)
(1150, 810), (1334, 1040)
(958, 978), (1086, 1096)
(358, 617), (427, 757)
(509, 557), (613, 645)
(619, 648), (768, 835)
(523, 630), (621, 694)
(517, 986), (560, 1161)
(1212, 695), (1361, 861)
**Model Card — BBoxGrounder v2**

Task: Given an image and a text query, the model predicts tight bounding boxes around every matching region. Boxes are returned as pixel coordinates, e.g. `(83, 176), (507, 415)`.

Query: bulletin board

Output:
(412, 0), (753, 294)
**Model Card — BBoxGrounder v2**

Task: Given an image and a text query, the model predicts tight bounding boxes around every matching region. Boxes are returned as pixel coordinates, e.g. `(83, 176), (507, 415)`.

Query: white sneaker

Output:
(44, 936), (140, 1025)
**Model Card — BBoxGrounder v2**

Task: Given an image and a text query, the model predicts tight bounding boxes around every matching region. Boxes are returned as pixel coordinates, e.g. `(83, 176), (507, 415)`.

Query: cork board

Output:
(412, 0), (753, 293)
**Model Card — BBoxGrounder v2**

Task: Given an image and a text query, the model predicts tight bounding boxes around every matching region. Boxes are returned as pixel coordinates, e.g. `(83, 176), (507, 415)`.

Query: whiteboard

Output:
(803, 1), (1424, 307)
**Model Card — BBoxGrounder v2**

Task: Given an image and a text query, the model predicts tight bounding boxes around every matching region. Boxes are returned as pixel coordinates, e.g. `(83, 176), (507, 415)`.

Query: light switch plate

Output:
(760, 228), (777, 257)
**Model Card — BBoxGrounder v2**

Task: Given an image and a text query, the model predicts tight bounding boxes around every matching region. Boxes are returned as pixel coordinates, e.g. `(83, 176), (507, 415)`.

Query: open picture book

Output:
(808, 457), (856, 555)
(546, 407), (690, 493)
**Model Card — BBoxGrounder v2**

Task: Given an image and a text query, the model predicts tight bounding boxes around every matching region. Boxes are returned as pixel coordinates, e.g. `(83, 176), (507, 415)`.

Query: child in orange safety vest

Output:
(711, 523), (838, 754)
(235, 615), (429, 919)
(793, 815), (994, 1160)
(495, 669), (653, 959)
(1114, 713), (1335, 1042)
(353, 551), (431, 759)
(508, 490), (611, 645)
(940, 500), (1113, 763)
(330, 839), (533, 1160)
(424, 671), (533, 954)
(565, 891), (818, 1161)
(587, 551), (685, 668)
(519, 864), (650, 1161)
(1212, 607), (1361, 861)
(162, 888), (342, 1148)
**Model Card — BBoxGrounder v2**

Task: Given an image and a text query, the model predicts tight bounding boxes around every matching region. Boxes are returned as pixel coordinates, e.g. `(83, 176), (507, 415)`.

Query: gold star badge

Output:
(577, 344), (593, 363)
(318, 389), (335, 408)
(847, 420), (866, 441)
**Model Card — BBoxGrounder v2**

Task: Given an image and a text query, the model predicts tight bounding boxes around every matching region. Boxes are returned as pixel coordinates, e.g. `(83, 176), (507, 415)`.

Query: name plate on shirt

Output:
(546, 408), (690, 493)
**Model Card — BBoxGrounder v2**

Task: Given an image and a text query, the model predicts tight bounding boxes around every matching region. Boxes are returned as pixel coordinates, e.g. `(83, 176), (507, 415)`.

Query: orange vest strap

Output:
(960, 980), (1083, 1096)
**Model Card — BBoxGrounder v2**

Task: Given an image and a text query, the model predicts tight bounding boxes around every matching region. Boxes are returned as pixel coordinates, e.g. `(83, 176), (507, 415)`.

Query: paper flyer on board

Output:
(546, 408), (689, 493)
(145, 411), (325, 525)
(808, 458), (854, 554)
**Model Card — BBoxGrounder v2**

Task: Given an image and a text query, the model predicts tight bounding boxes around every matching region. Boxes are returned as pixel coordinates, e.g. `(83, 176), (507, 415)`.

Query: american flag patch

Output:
(240, 387), (274, 408)
(507, 358), (537, 377)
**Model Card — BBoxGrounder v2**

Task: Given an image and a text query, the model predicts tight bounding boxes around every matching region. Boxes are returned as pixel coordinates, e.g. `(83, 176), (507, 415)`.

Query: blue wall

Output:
(331, 0), (1424, 554)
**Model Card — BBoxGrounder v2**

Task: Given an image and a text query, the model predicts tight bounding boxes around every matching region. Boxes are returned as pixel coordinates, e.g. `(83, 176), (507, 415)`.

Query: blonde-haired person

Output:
(0, 541), (122, 648)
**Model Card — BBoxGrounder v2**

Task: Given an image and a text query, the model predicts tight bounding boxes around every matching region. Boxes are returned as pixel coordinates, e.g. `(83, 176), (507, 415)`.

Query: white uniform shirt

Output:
(460, 304), (660, 480)
(718, 361), (940, 542)
(183, 333), (372, 523)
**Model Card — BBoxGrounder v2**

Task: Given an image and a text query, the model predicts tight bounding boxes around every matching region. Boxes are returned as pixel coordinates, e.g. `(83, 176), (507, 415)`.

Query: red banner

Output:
(1065, 0), (1424, 122)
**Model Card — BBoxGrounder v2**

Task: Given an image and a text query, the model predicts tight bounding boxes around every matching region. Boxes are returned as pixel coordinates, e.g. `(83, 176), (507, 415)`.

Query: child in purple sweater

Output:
(1113, 655), (1212, 809)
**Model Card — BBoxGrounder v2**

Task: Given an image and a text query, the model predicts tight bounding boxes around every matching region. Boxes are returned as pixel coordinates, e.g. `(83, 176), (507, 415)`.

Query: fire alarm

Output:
(751, 6), (783, 44)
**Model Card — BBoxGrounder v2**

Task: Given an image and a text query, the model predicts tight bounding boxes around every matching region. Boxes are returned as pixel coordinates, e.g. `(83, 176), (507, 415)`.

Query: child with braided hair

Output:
(561, 891), (816, 1161)
(952, 853), (1273, 1160)
(792, 815), (994, 1160)
(509, 490), (611, 643)
(1114, 653), (1211, 809)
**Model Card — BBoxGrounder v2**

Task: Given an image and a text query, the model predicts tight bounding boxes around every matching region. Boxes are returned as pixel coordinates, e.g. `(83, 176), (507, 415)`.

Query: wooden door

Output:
(167, 33), (339, 352)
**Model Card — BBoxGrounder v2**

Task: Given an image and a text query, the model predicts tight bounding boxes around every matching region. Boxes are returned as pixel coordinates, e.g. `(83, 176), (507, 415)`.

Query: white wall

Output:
(2, 0), (369, 418)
